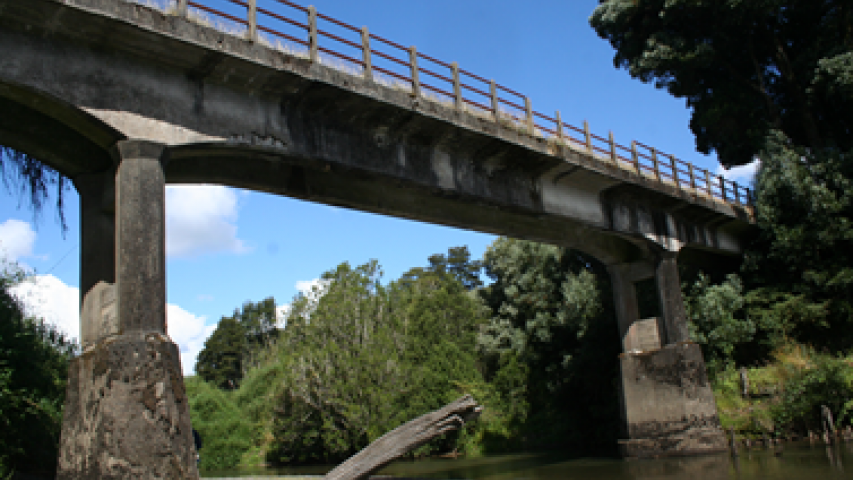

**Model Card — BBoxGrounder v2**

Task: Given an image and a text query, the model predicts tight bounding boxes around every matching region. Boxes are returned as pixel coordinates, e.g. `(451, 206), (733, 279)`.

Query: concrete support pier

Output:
(57, 141), (199, 479)
(609, 254), (727, 458)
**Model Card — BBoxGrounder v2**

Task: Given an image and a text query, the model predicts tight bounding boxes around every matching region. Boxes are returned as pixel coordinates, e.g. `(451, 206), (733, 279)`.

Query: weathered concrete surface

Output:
(618, 343), (727, 458)
(0, 0), (753, 267)
(57, 333), (199, 479)
(80, 281), (117, 349)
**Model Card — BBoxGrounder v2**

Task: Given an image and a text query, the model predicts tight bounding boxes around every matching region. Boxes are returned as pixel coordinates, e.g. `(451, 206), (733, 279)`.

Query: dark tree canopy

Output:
(590, 0), (853, 167)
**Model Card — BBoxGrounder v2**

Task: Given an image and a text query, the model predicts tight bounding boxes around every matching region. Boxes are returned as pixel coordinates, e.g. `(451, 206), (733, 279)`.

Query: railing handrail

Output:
(170, 0), (754, 207)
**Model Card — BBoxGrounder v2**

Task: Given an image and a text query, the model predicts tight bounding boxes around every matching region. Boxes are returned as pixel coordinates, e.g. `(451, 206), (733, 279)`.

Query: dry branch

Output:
(324, 395), (482, 480)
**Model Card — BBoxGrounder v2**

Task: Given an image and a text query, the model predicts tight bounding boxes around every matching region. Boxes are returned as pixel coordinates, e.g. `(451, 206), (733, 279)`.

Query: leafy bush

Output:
(186, 377), (257, 470)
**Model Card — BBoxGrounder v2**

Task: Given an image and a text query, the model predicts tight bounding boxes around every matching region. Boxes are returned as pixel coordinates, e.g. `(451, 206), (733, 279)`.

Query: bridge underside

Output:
(0, 0), (737, 474)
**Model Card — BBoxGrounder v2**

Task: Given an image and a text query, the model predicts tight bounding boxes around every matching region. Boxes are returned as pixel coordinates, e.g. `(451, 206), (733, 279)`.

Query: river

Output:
(202, 441), (853, 479)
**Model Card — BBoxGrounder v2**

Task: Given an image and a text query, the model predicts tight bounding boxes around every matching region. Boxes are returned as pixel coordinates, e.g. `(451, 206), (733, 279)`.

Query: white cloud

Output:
(166, 185), (249, 258)
(716, 159), (760, 185)
(0, 219), (37, 262)
(10, 273), (214, 376)
(167, 304), (215, 376)
(10, 274), (80, 343)
(276, 278), (330, 327)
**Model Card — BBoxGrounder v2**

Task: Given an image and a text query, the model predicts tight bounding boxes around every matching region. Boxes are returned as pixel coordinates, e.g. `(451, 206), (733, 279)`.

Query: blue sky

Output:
(0, 0), (756, 375)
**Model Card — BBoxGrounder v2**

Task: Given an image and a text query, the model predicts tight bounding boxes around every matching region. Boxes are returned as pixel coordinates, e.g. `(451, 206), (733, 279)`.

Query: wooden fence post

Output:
(555, 110), (563, 142)
(609, 131), (617, 164)
(176, 0), (188, 17)
(670, 154), (680, 188)
(525, 97), (534, 136)
(584, 120), (592, 152)
(490, 80), (499, 120)
(705, 170), (712, 196)
(688, 163), (696, 190)
(247, 0), (258, 42)
(308, 6), (318, 63)
(451, 62), (462, 110)
(652, 147), (660, 181)
(409, 46), (420, 98)
(361, 27), (372, 81)
(720, 177), (727, 202)
(631, 141), (640, 174)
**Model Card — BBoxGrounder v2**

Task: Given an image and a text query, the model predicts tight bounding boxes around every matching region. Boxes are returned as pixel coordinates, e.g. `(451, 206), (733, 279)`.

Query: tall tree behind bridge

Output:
(591, 0), (853, 351)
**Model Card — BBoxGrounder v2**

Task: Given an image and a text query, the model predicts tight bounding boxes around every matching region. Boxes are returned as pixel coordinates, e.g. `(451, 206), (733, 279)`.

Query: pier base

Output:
(618, 342), (727, 458)
(57, 333), (199, 479)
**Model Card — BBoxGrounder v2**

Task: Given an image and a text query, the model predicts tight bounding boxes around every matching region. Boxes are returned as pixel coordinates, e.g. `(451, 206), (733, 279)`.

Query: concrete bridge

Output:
(0, 0), (754, 476)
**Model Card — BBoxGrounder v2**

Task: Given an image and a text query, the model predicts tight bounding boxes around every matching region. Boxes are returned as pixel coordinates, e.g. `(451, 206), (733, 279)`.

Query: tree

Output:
(476, 238), (622, 452)
(1, 146), (69, 233)
(399, 246), (483, 291)
(590, 0), (853, 167)
(0, 260), (77, 477)
(196, 317), (247, 390)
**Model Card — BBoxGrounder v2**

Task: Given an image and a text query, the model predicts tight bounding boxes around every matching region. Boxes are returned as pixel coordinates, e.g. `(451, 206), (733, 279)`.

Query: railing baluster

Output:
(670, 154), (679, 188)
(361, 27), (372, 81)
(490, 80), (499, 119)
(525, 96), (533, 135)
(609, 131), (617, 164)
(631, 141), (640, 174)
(688, 163), (696, 190)
(720, 177), (727, 201)
(555, 111), (563, 142)
(409, 46), (420, 97)
(176, 0), (187, 18)
(584, 120), (592, 152)
(705, 170), (712, 196)
(652, 147), (660, 181)
(247, 0), (257, 42)
(308, 6), (318, 63)
(734, 182), (741, 204)
(451, 62), (462, 110)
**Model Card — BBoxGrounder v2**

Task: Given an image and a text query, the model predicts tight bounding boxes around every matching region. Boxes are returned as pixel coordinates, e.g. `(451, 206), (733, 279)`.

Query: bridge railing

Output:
(168, 0), (754, 207)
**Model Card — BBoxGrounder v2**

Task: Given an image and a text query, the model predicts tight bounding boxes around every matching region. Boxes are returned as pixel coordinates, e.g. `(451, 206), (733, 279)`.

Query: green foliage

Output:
(477, 238), (621, 453)
(185, 376), (257, 471)
(196, 316), (247, 390)
(0, 260), (76, 477)
(590, 0), (853, 167)
(0, 146), (70, 233)
(771, 352), (853, 434)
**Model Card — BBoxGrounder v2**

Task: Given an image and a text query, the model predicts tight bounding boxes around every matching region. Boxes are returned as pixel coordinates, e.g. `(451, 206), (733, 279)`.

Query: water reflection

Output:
(202, 441), (853, 479)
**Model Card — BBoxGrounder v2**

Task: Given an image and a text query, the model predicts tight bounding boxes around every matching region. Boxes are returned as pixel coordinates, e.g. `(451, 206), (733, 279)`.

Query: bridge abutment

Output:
(609, 254), (727, 458)
(58, 140), (199, 479)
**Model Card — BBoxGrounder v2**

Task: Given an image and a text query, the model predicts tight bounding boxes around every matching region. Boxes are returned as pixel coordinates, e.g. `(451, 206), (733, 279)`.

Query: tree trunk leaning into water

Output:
(324, 395), (483, 480)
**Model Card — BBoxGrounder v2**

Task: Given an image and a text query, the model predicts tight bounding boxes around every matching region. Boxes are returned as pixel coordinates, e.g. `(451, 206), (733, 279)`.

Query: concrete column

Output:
(58, 140), (199, 479)
(607, 261), (661, 353)
(612, 253), (726, 458)
(655, 251), (690, 344)
(114, 139), (168, 335)
(73, 171), (115, 308)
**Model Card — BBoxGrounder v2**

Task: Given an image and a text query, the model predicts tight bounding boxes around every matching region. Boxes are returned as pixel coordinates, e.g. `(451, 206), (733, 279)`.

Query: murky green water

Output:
(203, 441), (853, 479)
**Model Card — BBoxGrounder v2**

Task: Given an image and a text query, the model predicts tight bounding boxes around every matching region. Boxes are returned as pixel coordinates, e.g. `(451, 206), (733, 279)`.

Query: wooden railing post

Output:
(409, 46), (420, 98)
(361, 27), (372, 81)
(705, 170), (712, 196)
(555, 111), (563, 142)
(308, 6), (318, 63)
(652, 147), (660, 181)
(688, 163), (696, 190)
(525, 97), (534, 136)
(490, 80), (499, 120)
(608, 131), (617, 164)
(247, 0), (257, 42)
(720, 177), (727, 201)
(734, 182), (741, 204)
(584, 120), (592, 152)
(451, 62), (462, 110)
(670, 154), (680, 188)
(176, 0), (188, 17)
(631, 141), (640, 174)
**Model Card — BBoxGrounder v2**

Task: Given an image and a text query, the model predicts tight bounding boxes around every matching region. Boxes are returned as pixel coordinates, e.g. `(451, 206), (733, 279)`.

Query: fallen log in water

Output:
(324, 395), (483, 480)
